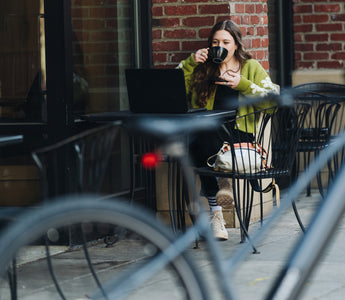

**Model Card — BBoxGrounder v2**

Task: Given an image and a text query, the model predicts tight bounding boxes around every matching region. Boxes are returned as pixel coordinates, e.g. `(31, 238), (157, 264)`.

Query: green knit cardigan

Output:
(178, 54), (280, 133)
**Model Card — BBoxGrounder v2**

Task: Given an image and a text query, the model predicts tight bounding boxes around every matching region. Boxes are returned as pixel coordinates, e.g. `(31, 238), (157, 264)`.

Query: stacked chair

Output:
(291, 83), (345, 231)
(293, 83), (345, 196)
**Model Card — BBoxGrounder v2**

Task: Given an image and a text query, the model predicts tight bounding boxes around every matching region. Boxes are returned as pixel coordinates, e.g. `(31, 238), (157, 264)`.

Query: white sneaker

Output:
(211, 210), (228, 241)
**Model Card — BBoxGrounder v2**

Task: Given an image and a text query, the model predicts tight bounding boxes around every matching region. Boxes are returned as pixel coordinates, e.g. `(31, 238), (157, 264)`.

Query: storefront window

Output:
(71, 0), (134, 116)
(0, 0), (45, 121)
(0, 0), (149, 121)
(0, 0), (151, 205)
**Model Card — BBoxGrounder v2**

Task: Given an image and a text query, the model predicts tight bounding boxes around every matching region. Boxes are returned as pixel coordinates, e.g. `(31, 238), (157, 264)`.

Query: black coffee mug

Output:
(209, 46), (228, 64)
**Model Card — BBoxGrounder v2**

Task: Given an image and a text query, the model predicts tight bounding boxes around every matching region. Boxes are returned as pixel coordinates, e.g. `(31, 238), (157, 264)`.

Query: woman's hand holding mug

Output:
(194, 48), (209, 63)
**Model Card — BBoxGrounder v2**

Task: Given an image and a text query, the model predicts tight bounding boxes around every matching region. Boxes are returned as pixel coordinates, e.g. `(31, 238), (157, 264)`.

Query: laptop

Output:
(125, 68), (206, 114)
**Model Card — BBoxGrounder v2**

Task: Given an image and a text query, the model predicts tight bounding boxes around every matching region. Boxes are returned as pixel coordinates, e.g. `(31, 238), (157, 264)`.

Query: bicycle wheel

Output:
(0, 196), (208, 300)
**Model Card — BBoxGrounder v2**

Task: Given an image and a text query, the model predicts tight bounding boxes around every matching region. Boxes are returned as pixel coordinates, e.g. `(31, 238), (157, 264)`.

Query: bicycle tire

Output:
(0, 195), (209, 300)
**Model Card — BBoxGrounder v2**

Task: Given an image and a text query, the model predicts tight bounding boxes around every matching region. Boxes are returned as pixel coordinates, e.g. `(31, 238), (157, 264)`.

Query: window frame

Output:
(44, 0), (152, 141)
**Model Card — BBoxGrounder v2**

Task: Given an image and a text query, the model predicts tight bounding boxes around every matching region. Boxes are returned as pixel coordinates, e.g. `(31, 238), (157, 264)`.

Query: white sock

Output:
(210, 205), (222, 213)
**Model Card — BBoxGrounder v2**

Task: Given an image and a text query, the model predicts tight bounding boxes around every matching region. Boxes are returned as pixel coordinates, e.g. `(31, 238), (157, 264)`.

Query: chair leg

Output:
(233, 179), (244, 242)
(259, 180), (263, 226)
(233, 178), (259, 253)
(186, 175), (198, 226)
(306, 151), (311, 197)
(168, 161), (177, 233)
(176, 164), (182, 230)
(316, 170), (325, 198)
(181, 179), (188, 232)
(237, 179), (251, 243)
(292, 199), (306, 232)
(315, 149), (326, 198)
(327, 151), (342, 195)
(7, 259), (17, 300)
(244, 180), (254, 231)
(129, 136), (136, 204)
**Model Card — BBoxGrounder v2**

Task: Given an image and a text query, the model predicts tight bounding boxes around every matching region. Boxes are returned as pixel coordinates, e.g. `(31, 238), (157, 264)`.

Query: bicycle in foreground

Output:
(0, 92), (345, 299)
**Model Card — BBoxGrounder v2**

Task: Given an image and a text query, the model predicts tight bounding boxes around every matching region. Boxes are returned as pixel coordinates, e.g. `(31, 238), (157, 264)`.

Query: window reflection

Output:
(0, 0), (45, 121)
(0, 0), (134, 121)
(71, 0), (134, 116)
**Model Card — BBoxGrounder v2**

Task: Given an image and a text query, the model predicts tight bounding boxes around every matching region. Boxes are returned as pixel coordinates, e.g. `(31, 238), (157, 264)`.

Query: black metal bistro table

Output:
(80, 110), (236, 232)
(80, 109), (236, 122)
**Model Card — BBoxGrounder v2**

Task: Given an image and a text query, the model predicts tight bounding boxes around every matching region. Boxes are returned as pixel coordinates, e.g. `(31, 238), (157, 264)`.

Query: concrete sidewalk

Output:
(1, 190), (345, 300)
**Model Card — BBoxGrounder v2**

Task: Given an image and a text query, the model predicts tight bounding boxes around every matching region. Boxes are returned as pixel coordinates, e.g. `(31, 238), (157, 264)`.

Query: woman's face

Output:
(211, 30), (238, 63)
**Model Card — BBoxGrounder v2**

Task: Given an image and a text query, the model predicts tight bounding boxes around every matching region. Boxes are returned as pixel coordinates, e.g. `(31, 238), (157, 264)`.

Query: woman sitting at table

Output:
(178, 19), (279, 240)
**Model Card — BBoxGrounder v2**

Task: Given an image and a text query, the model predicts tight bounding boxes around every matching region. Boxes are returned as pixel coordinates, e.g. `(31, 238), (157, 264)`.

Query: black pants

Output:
(190, 124), (254, 198)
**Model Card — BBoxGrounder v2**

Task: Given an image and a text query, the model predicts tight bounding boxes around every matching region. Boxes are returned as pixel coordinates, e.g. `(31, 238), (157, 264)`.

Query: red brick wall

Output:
(72, 1), (119, 88)
(151, 0), (270, 71)
(71, 0), (132, 112)
(293, 1), (345, 70)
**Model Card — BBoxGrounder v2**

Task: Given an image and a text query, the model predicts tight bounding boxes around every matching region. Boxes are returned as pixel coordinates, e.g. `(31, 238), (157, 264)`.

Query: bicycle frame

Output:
(97, 137), (238, 299)
(113, 116), (345, 300)
(2, 94), (345, 300)
(227, 130), (345, 300)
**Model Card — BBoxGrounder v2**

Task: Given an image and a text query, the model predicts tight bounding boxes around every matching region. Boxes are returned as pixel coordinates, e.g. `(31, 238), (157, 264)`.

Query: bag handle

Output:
(207, 141), (230, 168)
(207, 153), (218, 168)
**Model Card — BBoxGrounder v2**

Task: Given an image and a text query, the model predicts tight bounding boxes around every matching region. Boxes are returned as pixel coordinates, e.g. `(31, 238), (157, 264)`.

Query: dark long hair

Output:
(191, 20), (252, 107)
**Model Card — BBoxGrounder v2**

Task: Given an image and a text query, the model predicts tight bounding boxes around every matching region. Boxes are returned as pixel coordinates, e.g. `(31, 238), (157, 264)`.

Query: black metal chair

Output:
(293, 82), (345, 96)
(194, 102), (310, 245)
(30, 122), (121, 299)
(293, 92), (341, 196)
(31, 122), (121, 245)
(4, 122), (121, 300)
(293, 83), (345, 196)
(32, 124), (119, 199)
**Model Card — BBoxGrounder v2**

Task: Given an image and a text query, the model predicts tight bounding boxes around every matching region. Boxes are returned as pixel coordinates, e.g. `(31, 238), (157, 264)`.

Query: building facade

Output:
(0, 0), (344, 207)
(151, 0), (344, 85)
(292, 0), (345, 84)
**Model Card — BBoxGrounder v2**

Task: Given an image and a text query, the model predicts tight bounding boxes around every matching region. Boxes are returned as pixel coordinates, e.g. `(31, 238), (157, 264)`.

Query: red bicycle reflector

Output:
(142, 152), (161, 169)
